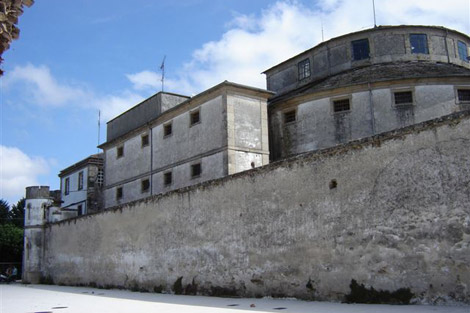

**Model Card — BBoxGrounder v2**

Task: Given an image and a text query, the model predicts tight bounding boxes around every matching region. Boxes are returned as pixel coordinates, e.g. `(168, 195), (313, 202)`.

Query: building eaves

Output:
(59, 153), (104, 178)
(98, 81), (274, 149)
(268, 61), (470, 105)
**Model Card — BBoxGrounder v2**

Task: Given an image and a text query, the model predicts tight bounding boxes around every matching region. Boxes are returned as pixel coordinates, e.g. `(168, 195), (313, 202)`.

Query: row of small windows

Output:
(297, 34), (469, 80)
(115, 163), (202, 200)
(283, 89), (470, 123)
(116, 109), (201, 159)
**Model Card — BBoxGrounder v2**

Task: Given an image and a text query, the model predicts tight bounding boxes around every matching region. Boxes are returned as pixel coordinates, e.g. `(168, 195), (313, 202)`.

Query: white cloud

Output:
(3, 63), (89, 106)
(126, 71), (161, 91)
(0, 145), (50, 203)
(3, 64), (145, 122)
(136, 0), (470, 95)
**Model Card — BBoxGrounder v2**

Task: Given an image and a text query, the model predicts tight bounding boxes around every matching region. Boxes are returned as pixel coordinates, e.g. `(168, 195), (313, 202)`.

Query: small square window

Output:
(394, 91), (413, 105)
(190, 110), (200, 126)
(351, 39), (370, 61)
(117, 146), (124, 158)
(64, 177), (70, 195)
(457, 89), (470, 103)
(141, 134), (149, 147)
(141, 179), (150, 193)
(191, 163), (201, 178)
(164, 123), (172, 137)
(78, 171), (84, 190)
(284, 110), (296, 124)
(333, 98), (351, 113)
(457, 41), (469, 62)
(298, 58), (311, 80)
(410, 34), (429, 54)
(164, 172), (172, 186)
(116, 187), (123, 200)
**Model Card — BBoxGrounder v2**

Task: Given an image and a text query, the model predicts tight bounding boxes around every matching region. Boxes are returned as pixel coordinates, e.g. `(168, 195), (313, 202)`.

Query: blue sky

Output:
(1, 0), (469, 204)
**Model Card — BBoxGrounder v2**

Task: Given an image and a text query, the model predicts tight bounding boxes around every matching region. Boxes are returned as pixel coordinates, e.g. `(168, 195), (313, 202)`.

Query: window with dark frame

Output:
(457, 41), (469, 62)
(410, 34), (429, 54)
(190, 110), (200, 126)
(117, 146), (124, 158)
(351, 39), (370, 61)
(64, 177), (70, 195)
(394, 91), (413, 105)
(333, 98), (351, 113)
(284, 110), (296, 124)
(141, 179), (150, 193)
(78, 171), (84, 190)
(298, 58), (311, 80)
(191, 163), (201, 178)
(141, 134), (149, 147)
(164, 172), (172, 186)
(116, 187), (123, 200)
(164, 123), (172, 137)
(457, 89), (470, 103)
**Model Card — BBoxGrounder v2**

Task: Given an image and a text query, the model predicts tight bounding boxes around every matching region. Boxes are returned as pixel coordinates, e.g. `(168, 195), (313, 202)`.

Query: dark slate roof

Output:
(269, 62), (470, 104)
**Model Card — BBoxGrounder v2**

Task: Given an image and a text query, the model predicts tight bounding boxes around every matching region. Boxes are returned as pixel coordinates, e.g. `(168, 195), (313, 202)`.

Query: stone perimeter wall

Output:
(42, 112), (470, 304)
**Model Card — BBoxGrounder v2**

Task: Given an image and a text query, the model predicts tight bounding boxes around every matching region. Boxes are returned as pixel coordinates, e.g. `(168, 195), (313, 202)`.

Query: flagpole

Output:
(160, 55), (166, 92)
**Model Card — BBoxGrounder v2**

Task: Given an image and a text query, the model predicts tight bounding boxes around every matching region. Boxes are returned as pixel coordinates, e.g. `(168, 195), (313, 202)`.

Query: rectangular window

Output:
(333, 98), (351, 113)
(394, 91), (413, 105)
(117, 145), (124, 158)
(351, 39), (370, 61)
(190, 110), (200, 126)
(141, 179), (150, 193)
(164, 122), (172, 137)
(283, 110), (296, 124)
(298, 58), (311, 80)
(78, 171), (84, 190)
(164, 171), (172, 186)
(458, 41), (468, 62)
(64, 177), (70, 195)
(410, 34), (429, 54)
(116, 187), (123, 200)
(457, 89), (470, 103)
(191, 163), (201, 178)
(77, 204), (83, 216)
(141, 134), (149, 147)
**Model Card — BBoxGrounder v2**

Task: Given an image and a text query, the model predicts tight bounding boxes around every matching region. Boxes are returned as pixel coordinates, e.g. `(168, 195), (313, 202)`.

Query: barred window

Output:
(141, 134), (149, 147)
(284, 110), (296, 124)
(117, 146), (124, 158)
(410, 34), (428, 54)
(394, 91), (413, 105)
(352, 39), (370, 60)
(141, 179), (150, 193)
(333, 99), (351, 113)
(190, 110), (200, 126)
(298, 58), (311, 80)
(191, 163), (201, 178)
(164, 172), (172, 186)
(458, 89), (470, 103)
(116, 187), (123, 200)
(164, 122), (172, 137)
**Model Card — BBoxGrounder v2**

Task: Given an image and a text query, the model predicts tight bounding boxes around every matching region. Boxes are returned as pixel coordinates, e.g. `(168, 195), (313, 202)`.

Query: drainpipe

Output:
(368, 82), (376, 135)
(149, 123), (153, 196)
(444, 29), (451, 64)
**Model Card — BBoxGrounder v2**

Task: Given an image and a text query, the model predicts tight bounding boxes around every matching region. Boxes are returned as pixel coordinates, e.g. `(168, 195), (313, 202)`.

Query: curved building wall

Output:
(265, 26), (470, 96)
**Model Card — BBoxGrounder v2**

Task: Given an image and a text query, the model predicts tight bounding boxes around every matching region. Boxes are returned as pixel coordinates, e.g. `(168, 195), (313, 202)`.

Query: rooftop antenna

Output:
(372, 0), (377, 27)
(321, 19), (324, 42)
(97, 110), (101, 153)
(160, 55), (166, 92)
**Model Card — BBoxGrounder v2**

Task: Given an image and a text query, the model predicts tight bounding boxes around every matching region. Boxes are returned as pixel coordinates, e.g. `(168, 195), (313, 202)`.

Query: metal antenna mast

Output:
(160, 55), (166, 92)
(372, 0), (377, 27)
(97, 110), (101, 153)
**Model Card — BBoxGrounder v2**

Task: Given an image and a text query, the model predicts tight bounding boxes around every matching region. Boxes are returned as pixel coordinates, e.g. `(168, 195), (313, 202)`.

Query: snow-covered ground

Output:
(1, 284), (468, 313)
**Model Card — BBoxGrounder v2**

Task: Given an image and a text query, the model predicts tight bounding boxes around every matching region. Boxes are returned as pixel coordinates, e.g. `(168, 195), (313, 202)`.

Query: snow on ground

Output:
(0, 284), (468, 313)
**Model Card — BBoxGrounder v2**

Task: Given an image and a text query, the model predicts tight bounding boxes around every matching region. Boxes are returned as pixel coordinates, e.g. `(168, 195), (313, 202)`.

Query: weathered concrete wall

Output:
(269, 82), (470, 160)
(43, 112), (470, 303)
